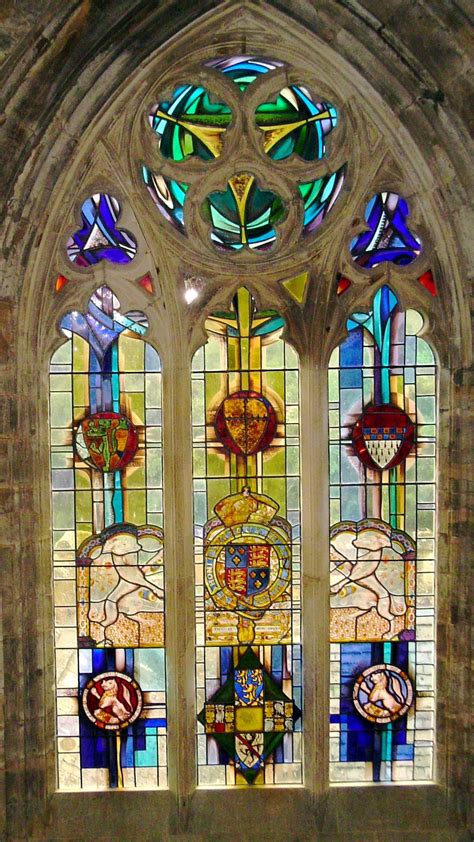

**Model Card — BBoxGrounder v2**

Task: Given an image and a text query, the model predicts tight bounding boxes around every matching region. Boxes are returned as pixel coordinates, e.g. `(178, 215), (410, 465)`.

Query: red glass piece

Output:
(336, 276), (351, 295)
(82, 672), (143, 730)
(137, 273), (154, 294)
(352, 404), (415, 471)
(76, 412), (138, 472)
(55, 274), (70, 293)
(214, 390), (277, 455)
(417, 270), (437, 296)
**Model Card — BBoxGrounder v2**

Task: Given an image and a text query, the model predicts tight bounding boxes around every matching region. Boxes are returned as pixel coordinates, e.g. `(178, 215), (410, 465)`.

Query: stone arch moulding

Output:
(1, 1), (471, 839)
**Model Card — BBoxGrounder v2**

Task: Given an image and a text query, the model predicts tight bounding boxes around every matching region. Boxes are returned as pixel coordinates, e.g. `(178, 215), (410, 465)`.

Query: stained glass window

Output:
(67, 194), (137, 266)
(255, 86), (337, 161)
(299, 165), (347, 236)
(142, 167), (188, 232)
(192, 288), (302, 786)
(328, 285), (436, 783)
(205, 174), (285, 251)
(148, 86), (232, 161)
(205, 55), (284, 88)
(350, 192), (422, 268)
(50, 286), (166, 789)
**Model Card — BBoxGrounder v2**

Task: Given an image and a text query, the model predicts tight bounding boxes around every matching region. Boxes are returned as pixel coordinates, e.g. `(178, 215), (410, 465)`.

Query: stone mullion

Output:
(161, 337), (196, 821)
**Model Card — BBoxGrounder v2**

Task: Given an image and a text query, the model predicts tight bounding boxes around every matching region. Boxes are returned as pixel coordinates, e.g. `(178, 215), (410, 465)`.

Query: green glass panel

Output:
(124, 464), (146, 489)
(75, 490), (92, 523)
(127, 393), (145, 426)
(263, 340), (284, 369)
(284, 343), (299, 368)
(125, 489), (146, 524)
(416, 373), (435, 395)
(204, 337), (225, 371)
(193, 448), (206, 477)
(416, 339), (434, 365)
(192, 380), (205, 425)
(50, 374), (72, 392)
(206, 478), (232, 513)
(52, 492), (75, 529)
(50, 393), (72, 428)
(145, 373), (161, 408)
(73, 374), (88, 408)
(207, 450), (228, 477)
(52, 342), (72, 365)
(418, 484), (435, 503)
(75, 469), (91, 490)
(119, 334), (144, 372)
(121, 373), (144, 392)
(418, 509), (435, 537)
(286, 446), (299, 475)
(329, 446), (340, 484)
(417, 396), (436, 423)
(417, 458), (435, 483)
(285, 371), (299, 404)
(264, 370), (284, 398)
(146, 449), (162, 488)
(262, 478), (285, 511)
(263, 448), (285, 476)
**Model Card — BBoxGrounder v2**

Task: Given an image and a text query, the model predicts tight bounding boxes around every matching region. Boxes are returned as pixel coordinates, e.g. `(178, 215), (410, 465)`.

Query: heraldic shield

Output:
(204, 487), (292, 645)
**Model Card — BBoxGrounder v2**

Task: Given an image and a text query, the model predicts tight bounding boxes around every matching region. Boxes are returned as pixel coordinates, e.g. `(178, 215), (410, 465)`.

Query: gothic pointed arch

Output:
(0, 1), (471, 839)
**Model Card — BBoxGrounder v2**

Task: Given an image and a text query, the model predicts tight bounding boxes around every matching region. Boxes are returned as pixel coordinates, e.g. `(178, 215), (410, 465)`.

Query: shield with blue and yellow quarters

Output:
(225, 544), (271, 598)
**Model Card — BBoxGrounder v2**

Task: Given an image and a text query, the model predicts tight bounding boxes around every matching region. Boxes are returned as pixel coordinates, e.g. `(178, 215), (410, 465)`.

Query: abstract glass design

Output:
(51, 285), (166, 789)
(67, 194), (137, 266)
(328, 285), (436, 783)
(142, 166), (188, 232)
(350, 192), (422, 268)
(149, 85), (232, 161)
(205, 56), (284, 90)
(299, 164), (347, 236)
(255, 86), (337, 161)
(205, 174), (285, 251)
(193, 287), (302, 785)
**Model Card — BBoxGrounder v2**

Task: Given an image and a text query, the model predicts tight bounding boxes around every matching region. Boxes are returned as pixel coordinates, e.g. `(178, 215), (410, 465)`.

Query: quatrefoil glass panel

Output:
(204, 174), (285, 252)
(255, 86), (338, 161)
(148, 85), (232, 161)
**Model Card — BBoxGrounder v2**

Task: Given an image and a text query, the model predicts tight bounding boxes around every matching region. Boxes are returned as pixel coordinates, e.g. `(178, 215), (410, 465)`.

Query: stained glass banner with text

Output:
(192, 288), (302, 786)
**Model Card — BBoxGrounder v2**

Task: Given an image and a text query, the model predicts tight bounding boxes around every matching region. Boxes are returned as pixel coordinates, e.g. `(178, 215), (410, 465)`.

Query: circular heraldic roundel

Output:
(352, 404), (415, 471)
(82, 671), (143, 730)
(353, 663), (413, 724)
(214, 390), (277, 456)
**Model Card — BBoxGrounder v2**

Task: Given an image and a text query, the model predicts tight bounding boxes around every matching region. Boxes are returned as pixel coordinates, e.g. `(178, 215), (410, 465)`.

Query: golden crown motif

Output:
(214, 486), (278, 527)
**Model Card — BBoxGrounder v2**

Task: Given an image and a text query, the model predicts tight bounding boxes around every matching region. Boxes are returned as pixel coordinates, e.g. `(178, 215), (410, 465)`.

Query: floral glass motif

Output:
(205, 55), (284, 90)
(328, 285), (436, 783)
(205, 173), (285, 251)
(299, 164), (347, 236)
(66, 193), (137, 266)
(142, 166), (188, 232)
(255, 85), (337, 161)
(149, 85), (232, 161)
(350, 192), (422, 268)
(50, 285), (166, 790)
(193, 287), (302, 786)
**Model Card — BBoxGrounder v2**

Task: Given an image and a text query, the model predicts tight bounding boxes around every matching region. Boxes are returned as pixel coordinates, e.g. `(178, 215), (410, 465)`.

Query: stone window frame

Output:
(1, 3), (471, 839)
